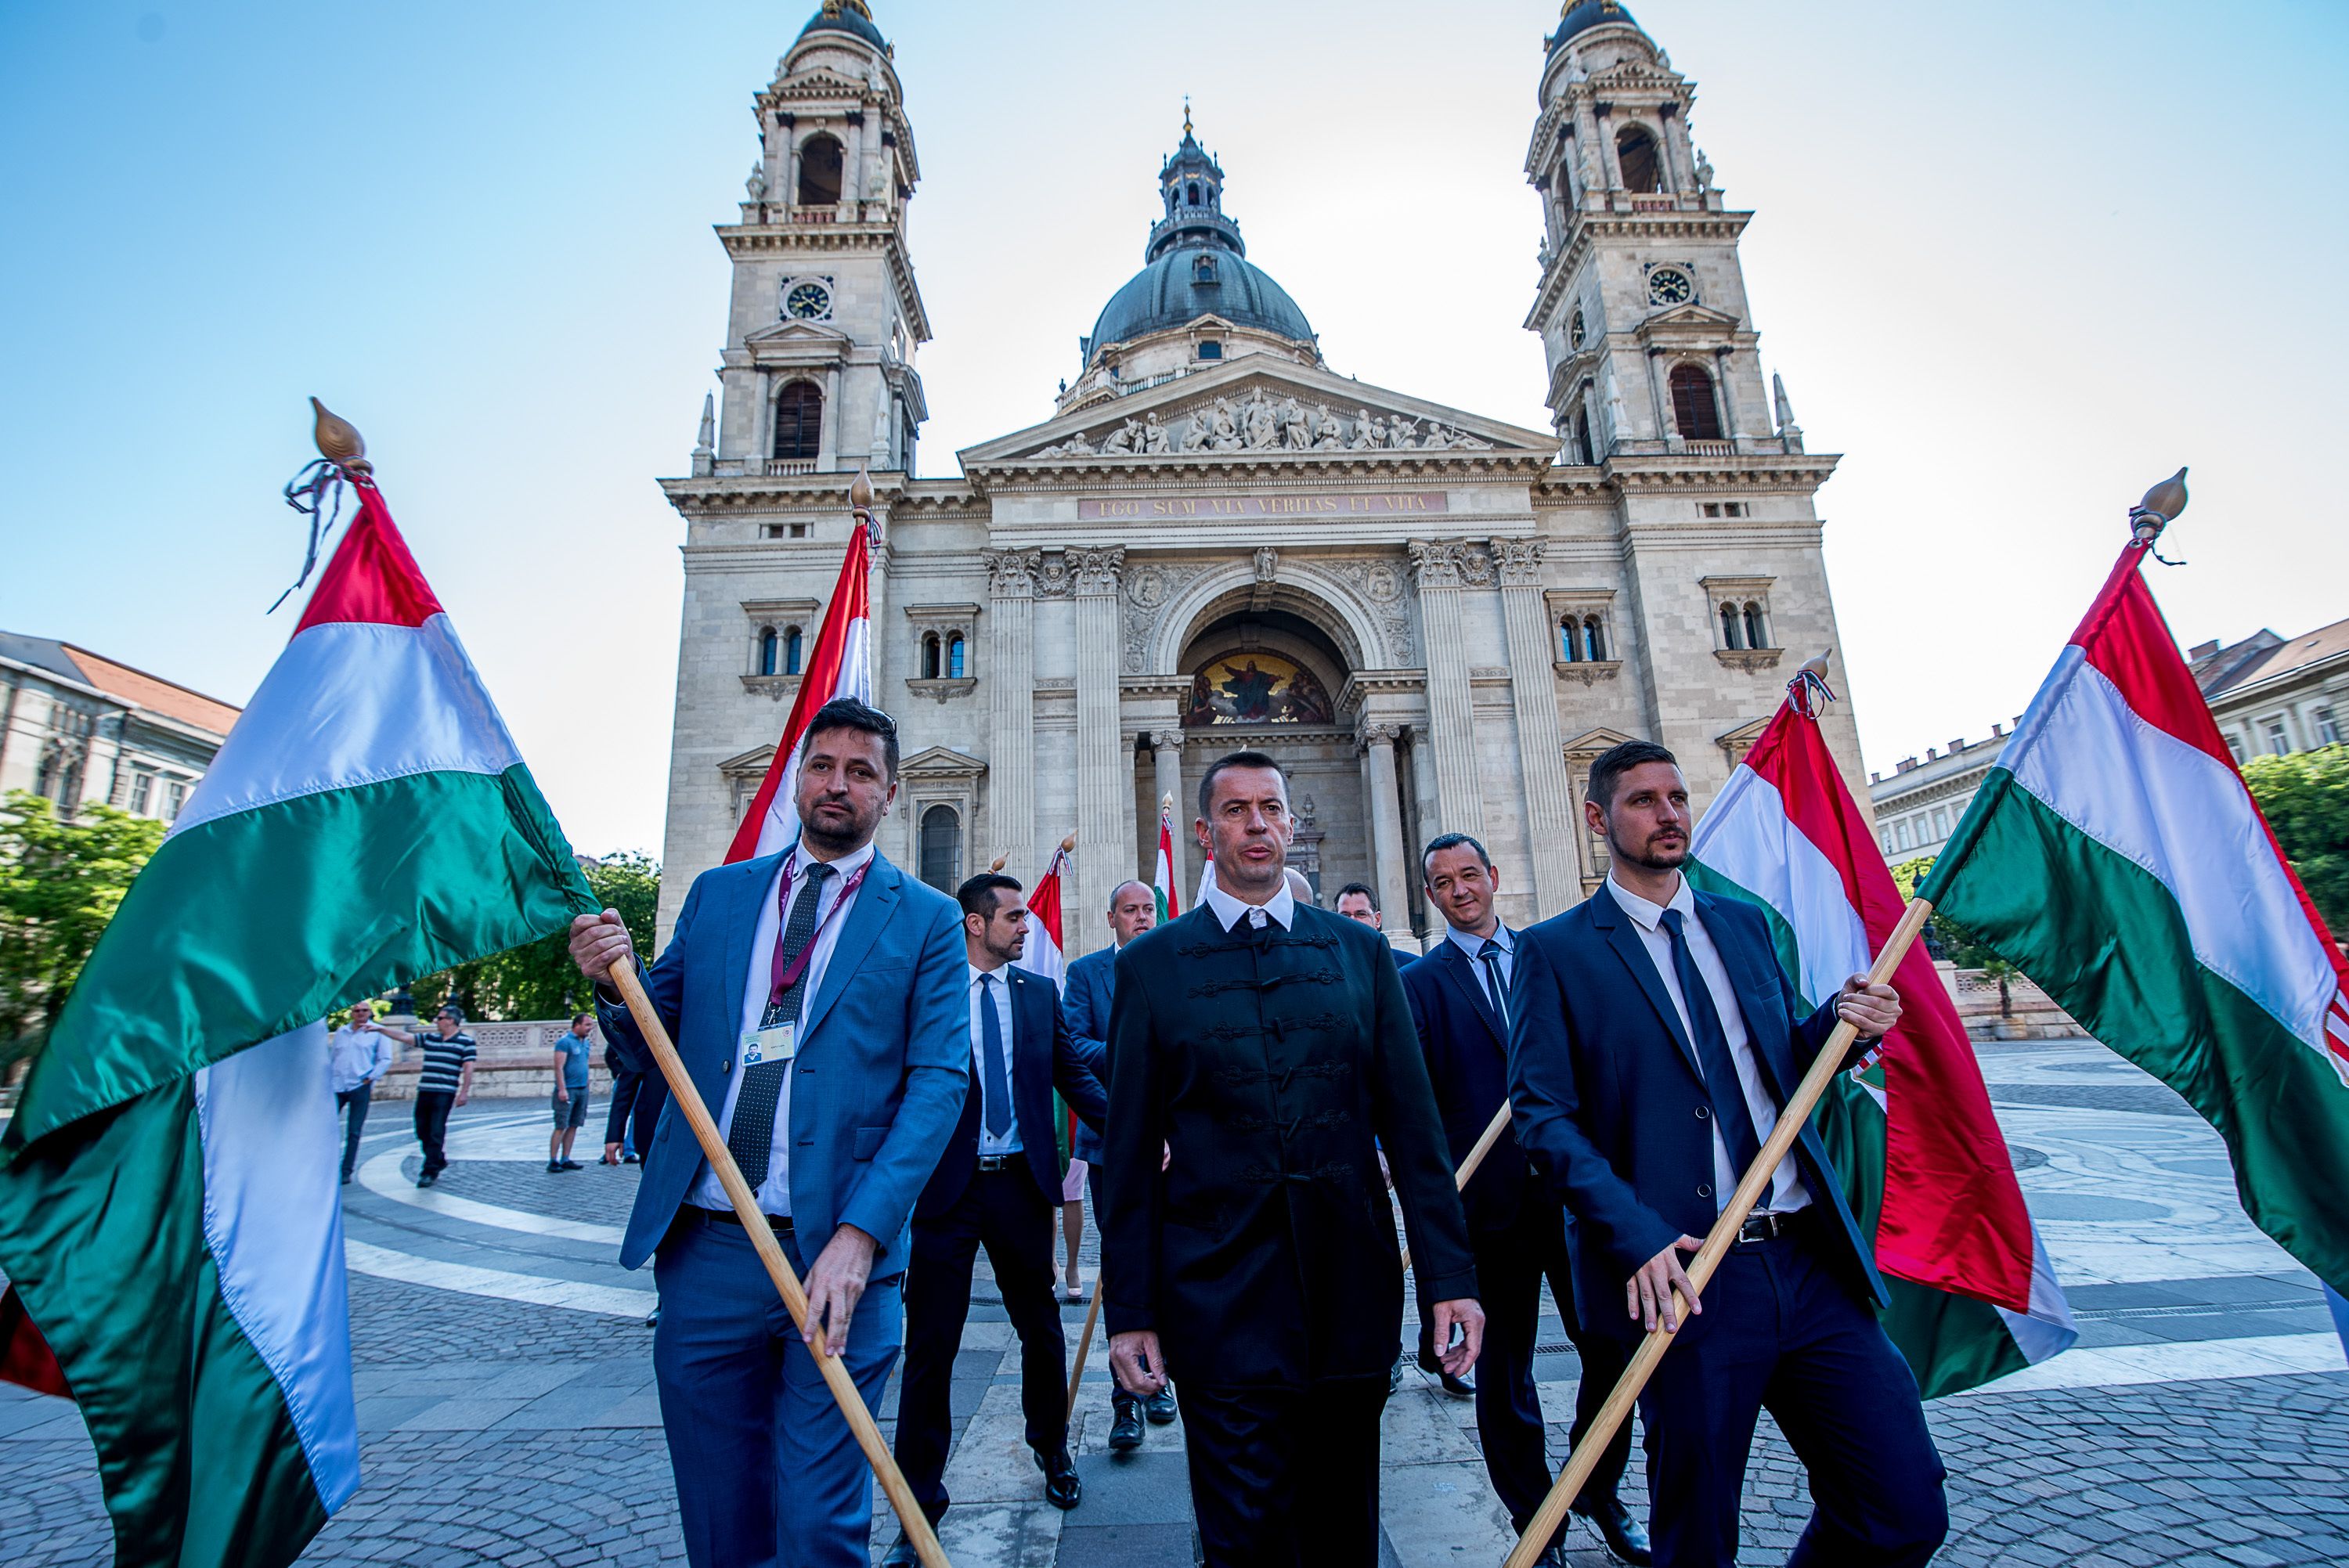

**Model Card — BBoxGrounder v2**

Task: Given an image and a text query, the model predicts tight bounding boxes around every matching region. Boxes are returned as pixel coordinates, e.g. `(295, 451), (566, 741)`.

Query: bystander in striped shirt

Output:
(417, 1030), (478, 1094)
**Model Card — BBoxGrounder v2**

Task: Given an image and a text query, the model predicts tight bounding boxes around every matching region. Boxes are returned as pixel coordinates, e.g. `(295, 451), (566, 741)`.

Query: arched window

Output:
(922, 633), (940, 679)
(1571, 407), (1593, 465)
(1186, 181), (1201, 205)
(1615, 125), (1664, 194)
(758, 628), (779, 676)
(1560, 619), (1582, 662)
(1720, 603), (1744, 650)
(1568, 308), (1586, 350)
(796, 133), (844, 206)
(1584, 616), (1608, 661)
(1669, 364), (1724, 441)
(918, 804), (961, 893)
(1743, 602), (1768, 650)
(947, 633), (966, 679)
(1193, 254), (1218, 285)
(774, 381), (823, 461)
(784, 626), (803, 676)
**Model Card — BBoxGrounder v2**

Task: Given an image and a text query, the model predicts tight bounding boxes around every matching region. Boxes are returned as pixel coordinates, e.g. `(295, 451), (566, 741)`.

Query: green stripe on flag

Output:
(1684, 860), (1815, 1011)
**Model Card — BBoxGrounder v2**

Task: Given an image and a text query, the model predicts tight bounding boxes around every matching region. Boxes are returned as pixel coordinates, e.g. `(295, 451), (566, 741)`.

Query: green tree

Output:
(0, 791), (168, 1071)
(2242, 743), (2349, 931)
(1888, 851), (2006, 972)
(405, 852), (659, 1022)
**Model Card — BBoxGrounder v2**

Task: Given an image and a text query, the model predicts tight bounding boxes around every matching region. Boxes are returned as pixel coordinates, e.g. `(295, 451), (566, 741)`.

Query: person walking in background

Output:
(1061, 876), (1172, 1450)
(328, 1003), (394, 1186)
(601, 1023), (668, 1166)
(368, 1004), (476, 1189)
(550, 1011), (594, 1173)
(1333, 881), (1383, 933)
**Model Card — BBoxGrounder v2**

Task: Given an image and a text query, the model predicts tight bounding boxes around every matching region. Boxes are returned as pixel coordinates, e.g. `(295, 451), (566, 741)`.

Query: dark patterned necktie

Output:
(1658, 907), (1764, 1185)
(1479, 937), (1510, 1029)
(728, 860), (833, 1188)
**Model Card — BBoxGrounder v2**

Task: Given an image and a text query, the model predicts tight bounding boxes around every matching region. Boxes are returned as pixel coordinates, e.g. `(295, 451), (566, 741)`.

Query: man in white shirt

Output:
(328, 1005), (394, 1185)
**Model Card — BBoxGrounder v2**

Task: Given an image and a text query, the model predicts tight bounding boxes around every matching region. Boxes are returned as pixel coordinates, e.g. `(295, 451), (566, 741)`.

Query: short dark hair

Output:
(571, 1011), (594, 1026)
(437, 1003), (466, 1023)
(1420, 832), (1491, 880)
(956, 872), (1022, 922)
(1588, 739), (1679, 812)
(1196, 749), (1286, 819)
(1333, 881), (1380, 912)
(804, 697), (900, 781)
(1107, 878), (1152, 914)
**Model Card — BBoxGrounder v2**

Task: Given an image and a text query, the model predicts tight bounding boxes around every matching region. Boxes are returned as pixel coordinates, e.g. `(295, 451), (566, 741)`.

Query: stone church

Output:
(655, 0), (1863, 954)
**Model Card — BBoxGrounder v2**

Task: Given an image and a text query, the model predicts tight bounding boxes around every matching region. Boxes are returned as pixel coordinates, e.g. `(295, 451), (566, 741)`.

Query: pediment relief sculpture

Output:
(1027, 389), (1497, 460)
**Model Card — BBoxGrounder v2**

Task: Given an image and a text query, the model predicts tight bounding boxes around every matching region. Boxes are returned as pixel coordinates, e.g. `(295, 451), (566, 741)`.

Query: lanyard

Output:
(768, 852), (871, 1007)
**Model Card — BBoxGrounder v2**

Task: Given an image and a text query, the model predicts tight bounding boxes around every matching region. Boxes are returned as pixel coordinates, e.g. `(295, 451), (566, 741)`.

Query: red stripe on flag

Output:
(293, 485), (446, 633)
(0, 1285), (71, 1400)
(725, 522), (871, 864)
(1742, 700), (2037, 1312)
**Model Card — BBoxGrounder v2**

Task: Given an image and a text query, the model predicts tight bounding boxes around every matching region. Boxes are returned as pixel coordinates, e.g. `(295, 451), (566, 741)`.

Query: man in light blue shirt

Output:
(327, 1005), (394, 1186)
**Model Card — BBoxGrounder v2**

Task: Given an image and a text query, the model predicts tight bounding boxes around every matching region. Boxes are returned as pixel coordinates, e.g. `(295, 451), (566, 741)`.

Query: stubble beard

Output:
(800, 796), (877, 857)
(1611, 831), (1688, 874)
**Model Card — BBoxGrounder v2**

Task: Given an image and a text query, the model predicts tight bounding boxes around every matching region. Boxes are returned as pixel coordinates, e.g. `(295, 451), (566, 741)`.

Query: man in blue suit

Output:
(1508, 740), (1946, 1568)
(886, 872), (1107, 1553)
(1060, 876), (1177, 1450)
(1401, 833), (1646, 1566)
(568, 699), (968, 1568)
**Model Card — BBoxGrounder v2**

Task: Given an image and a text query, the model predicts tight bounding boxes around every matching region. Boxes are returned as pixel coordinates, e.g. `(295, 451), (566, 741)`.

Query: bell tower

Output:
(1522, 1), (1798, 464)
(705, 1), (929, 480)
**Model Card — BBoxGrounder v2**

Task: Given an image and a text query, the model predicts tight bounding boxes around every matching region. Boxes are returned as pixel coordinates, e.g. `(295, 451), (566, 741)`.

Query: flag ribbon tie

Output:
(1788, 664), (1836, 719)
(271, 457), (359, 612)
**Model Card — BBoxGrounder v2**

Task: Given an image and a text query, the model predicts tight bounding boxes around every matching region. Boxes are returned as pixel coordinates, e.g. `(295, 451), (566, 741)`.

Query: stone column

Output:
(1150, 730), (1185, 899)
(984, 549), (1040, 881)
(1647, 347), (1676, 446)
(1070, 546), (1128, 959)
(1407, 541), (1485, 840)
(1713, 347), (1745, 442)
(1492, 539), (1579, 919)
(1359, 723), (1414, 950)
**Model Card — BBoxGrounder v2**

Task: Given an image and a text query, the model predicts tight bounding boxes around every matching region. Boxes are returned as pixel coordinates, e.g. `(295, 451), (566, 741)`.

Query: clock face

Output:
(785, 281), (832, 320)
(1647, 267), (1694, 306)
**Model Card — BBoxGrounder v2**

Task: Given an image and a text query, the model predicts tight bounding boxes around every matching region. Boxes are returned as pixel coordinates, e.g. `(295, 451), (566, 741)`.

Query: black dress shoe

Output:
(1574, 1494), (1652, 1566)
(1040, 1447), (1081, 1509)
(1143, 1386), (1178, 1424)
(1108, 1395), (1145, 1451)
(1388, 1356), (1405, 1394)
(880, 1534), (919, 1566)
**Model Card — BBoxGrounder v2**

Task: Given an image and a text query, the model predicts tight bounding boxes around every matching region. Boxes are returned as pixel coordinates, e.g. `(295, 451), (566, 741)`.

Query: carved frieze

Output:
(1323, 556), (1416, 665)
(1121, 561), (1208, 673)
(1027, 387), (1498, 460)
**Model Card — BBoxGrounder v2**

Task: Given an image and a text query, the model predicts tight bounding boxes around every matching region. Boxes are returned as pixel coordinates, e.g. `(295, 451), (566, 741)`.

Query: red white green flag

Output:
(0, 479), (592, 1566)
(1688, 669), (2077, 1395)
(1153, 797), (1182, 924)
(1920, 540), (2349, 1297)
(1017, 841), (1071, 989)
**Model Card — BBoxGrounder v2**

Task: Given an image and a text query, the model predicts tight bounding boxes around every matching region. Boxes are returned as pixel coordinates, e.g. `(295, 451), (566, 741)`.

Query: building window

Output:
(1719, 602), (1744, 650)
(2265, 719), (2291, 755)
(1197, 341), (1223, 361)
(1571, 407), (1593, 464)
(784, 627), (803, 676)
(129, 771), (153, 816)
(2225, 733), (2246, 763)
(1615, 125), (1665, 193)
(947, 633), (966, 679)
(1568, 308), (1587, 350)
(1932, 807), (1951, 838)
(922, 633), (941, 679)
(1559, 620), (1582, 662)
(1582, 616), (1607, 661)
(918, 804), (961, 893)
(1186, 181), (1201, 205)
(1193, 254), (1218, 285)
(1743, 602), (1769, 650)
(796, 133), (844, 205)
(759, 628), (779, 676)
(1880, 831), (1896, 856)
(164, 779), (186, 822)
(1669, 364), (1725, 441)
(774, 381), (823, 461)
(2318, 707), (2340, 747)
(1896, 817), (1914, 850)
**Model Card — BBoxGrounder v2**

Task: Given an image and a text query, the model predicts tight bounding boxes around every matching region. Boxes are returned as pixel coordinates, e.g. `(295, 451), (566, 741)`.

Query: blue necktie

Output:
(1658, 908), (1764, 1182)
(1478, 937), (1510, 1029)
(980, 972), (1013, 1141)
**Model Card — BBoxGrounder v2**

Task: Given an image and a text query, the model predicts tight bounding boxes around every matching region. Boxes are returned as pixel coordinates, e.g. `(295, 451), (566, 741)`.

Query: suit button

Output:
(1697, 1183), (1712, 1199)
(720, 1059), (732, 1073)
(1694, 1106), (1709, 1120)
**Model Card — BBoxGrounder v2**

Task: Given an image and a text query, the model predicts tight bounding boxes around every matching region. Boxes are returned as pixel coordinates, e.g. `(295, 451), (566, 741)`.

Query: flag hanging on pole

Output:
(1018, 839), (1072, 989)
(1688, 662), (2075, 1396)
(725, 512), (872, 863)
(0, 461), (593, 1567)
(1153, 795), (1183, 923)
(1919, 529), (2349, 1298)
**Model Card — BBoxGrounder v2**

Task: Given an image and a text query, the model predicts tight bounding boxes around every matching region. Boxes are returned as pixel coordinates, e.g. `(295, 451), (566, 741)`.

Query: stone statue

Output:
(1278, 395), (1310, 449)
(1452, 430), (1492, 451)
(1209, 398), (1243, 452)
(1387, 416), (1419, 449)
(745, 162), (768, 201)
(1311, 405), (1347, 450)
(1602, 361), (1629, 448)
(1142, 410), (1171, 453)
(1348, 409), (1380, 451)
(1099, 420), (1138, 456)
(1695, 148), (1715, 191)
(1420, 424), (1451, 452)
(1243, 394), (1278, 450)
(1179, 413), (1213, 453)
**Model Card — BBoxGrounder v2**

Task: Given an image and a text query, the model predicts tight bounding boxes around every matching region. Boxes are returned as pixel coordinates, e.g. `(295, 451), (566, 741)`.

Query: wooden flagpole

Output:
(1397, 1101), (1514, 1275)
(1499, 896), (1934, 1568)
(605, 961), (952, 1568)
(1066, 1274), (1106, 1418)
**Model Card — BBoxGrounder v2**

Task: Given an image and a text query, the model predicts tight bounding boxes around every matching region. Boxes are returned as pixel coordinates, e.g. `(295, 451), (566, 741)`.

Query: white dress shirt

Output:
(691, 838), (876, 1217)
(968, 961), (1023, 1156)
(1203, 874), (1295, 932)
(328, 1025), (394, 1094)
(1606, 872), (1810, 1216)
(1442, 921), (1515, 1017)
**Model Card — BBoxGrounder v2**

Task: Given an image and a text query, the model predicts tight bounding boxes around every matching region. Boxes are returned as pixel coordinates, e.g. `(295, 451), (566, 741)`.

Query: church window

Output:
(785, 627), (803, 676)
(1615, 125), (1665, 194)
(947, 633), (966, 679)
(1719, 603), (1743, 651)
(1569, 308), (1586, 350)
(1742, 602), (1768, 649)
(922, 633), (941, 679)
(918, 804), (962, 894)
(1669, 364), (1725, 441)
(774, 381), (824, 461)
(759, 628), (779, 676)
(1197, 341), (1222, 360)
(1187, 181), (1201, 205)
(1571, 408), (1593, 464)
(1193, 254), (1218, 285)
(1559, 620), (1581, 662)
(796, 133), (844, 205)
(1583, 616), (1608, 661)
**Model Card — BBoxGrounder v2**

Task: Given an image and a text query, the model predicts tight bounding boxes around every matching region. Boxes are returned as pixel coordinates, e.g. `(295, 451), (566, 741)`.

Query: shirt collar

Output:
(1607, 871), (1692, 933)
(1444, 921), (1512, 961)
(1203, 875), (1295, 932)
(969, 961), (1010, 987)
(789, 838), (876, 885)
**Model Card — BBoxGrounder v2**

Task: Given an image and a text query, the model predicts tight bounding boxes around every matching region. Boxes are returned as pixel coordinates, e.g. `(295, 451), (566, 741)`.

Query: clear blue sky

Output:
(4, 1), (2344, 857)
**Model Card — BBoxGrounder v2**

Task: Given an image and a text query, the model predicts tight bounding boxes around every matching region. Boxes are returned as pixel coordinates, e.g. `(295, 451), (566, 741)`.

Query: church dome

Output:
(1547, 0), (1645, 53)
(796, 0), (886, 50)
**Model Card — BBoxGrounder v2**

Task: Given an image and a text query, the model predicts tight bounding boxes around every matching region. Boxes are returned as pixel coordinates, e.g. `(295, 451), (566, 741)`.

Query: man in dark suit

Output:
(568, 699), (968, 1568)
(1060, 876), (1175, 1451)
(1401, 833), (1647, 1566)
(887, 872), (1108, 1554)
(1102, 749), (1483, 1567)
(1508, 740), (1947, 1568)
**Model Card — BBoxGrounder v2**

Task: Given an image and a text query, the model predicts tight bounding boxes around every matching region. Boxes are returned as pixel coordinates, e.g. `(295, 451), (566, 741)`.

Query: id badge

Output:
(739, 1022), (796, 1069)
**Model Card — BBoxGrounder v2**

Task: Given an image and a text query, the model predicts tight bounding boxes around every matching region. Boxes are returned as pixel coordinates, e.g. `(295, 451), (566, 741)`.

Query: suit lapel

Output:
(1591, 884), (1707, 1088)
(1697, 892), (1799, 1101)
(1434, 939), (1506, 1050)
(720, 851), (784, 1033)
(799, 852), (902, 1048)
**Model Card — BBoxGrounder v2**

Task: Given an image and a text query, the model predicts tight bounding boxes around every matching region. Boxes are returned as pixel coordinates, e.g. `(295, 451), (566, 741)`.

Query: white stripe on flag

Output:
(1692, 765), (1871, 1008)
(752, 615), (871, 860)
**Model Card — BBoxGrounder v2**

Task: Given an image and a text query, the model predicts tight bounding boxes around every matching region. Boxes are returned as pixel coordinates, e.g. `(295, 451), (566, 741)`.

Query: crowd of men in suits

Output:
(565, 697), (1949, 1568)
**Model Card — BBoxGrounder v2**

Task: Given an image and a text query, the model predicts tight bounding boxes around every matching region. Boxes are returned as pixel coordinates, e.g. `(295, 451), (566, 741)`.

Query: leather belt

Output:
(976, 1154), (1018, 1172)
(700, 1206), (793, 1237)
(1734, 1210), (1805, 1245)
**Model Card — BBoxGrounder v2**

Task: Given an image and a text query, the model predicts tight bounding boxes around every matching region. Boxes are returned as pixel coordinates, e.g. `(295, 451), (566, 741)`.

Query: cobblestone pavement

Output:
(5, 1040), (2347, 1566)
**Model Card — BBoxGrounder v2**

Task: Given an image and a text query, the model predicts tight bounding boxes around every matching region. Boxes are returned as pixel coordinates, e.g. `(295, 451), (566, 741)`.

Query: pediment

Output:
(1561, 725), (1642, 760)
(744, 318), (853, 348)
(962, 359), (1554, 468)
(1636, 303), (1741, 335)
(900, 744), (987, 780)
(718, 744), (777, 777)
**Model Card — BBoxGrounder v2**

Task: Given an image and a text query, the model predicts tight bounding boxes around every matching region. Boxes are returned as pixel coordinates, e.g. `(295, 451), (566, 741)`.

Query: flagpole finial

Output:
(848, 466), (874, 518)
(2129, 467), (2189, 564)
(1788, 649), (1836, 718)
(1060, 832), (1077, 854)
(309, 398), (372, 477)
(1160, 792), (1174, 813)
(989, 852), (1008, 873)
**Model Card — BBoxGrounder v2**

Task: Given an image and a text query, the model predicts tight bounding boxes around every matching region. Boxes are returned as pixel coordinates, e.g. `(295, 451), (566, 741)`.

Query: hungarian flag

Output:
(1153, 795), (1183, 922)
(725, 517), (872, 863)
(1921, 539), (2349, 1297)
(0, 479), (591, 1566)
(1018, 840), (1071, 989)
(1688, 666), (2077, 1396)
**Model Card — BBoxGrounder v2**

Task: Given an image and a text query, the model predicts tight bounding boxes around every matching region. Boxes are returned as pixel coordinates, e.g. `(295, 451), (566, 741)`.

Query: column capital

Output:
(1147, 728), (1185, 752)
(1490, 536), (1546, 587)
(983, 547), (1043, 598)
(1355, 720), (1402, 754)
(1068, 545), (1128, 597)
(1407, 539), (1467, 589)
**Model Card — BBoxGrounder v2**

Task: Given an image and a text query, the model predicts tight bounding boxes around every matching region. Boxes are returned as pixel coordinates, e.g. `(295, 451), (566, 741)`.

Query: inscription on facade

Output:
(1079, 492), (1449, 520)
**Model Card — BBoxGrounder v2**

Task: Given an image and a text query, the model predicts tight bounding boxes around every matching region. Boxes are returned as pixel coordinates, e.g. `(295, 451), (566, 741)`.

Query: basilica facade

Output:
(654, 0), (1864, 954)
